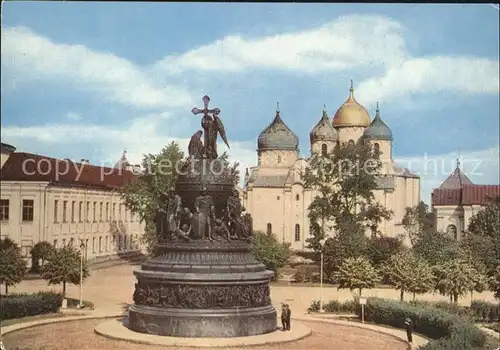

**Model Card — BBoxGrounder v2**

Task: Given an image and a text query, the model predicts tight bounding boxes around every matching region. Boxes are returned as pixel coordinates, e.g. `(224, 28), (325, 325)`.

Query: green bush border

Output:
(0, 292), (63, 321)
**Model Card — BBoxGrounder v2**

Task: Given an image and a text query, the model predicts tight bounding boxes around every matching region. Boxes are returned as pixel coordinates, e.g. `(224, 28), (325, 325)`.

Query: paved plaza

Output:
(3, 319), (409, 350)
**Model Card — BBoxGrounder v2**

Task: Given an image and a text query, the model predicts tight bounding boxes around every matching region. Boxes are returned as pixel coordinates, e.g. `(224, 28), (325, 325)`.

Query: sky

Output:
(1, 3), (499, 204)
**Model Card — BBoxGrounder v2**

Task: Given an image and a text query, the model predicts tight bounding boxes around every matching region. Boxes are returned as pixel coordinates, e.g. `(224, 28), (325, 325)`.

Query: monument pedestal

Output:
(129, 240), (277, 337)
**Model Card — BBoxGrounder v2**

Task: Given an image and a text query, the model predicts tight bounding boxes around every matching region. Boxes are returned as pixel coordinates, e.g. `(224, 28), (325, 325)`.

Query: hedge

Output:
(356, 297), (486, 349)
(409, 300), (499, 323)
(308, 298), (358, 314)
(0, 292), (63, 320)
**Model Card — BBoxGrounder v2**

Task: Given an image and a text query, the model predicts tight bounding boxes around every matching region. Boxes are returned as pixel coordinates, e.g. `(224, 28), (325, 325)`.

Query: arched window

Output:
(295, 224), (300, 242)
(373, 142), (380, 153)
(277, 155), (282, 163)
(295, 194), (300, 201)
(348, 139), (355, 146)
(266, 223), (272, 235)
(321, 143), (328, 157)
(447, 225), (458, 240)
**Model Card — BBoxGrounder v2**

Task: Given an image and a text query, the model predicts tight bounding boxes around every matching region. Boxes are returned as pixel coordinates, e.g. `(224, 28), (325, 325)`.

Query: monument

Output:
(128, 95), (277, 337)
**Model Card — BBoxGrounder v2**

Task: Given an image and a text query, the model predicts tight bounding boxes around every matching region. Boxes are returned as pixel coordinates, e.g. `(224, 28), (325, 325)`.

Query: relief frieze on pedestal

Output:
(132, 282), (271, 309)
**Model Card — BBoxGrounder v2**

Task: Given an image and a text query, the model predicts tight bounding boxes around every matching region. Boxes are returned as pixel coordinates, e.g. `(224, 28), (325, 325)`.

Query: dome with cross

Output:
(257, 103), (299, 151)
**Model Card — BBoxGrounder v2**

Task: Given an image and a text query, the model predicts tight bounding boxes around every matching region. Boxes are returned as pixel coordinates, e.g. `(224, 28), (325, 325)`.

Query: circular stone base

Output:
(94, 318), (311, 348)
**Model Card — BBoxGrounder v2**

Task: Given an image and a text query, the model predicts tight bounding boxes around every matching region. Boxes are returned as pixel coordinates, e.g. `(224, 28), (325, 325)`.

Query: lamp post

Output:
(319, 238), (326, 313)
(78, 239), (85, 308)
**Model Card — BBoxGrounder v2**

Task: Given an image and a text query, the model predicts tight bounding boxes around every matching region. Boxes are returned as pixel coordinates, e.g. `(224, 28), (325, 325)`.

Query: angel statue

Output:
(191, 95), (230, 159)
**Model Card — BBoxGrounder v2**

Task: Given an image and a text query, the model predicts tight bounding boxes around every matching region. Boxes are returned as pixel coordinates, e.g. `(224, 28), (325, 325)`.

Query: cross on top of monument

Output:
(191, 95), (220, 116)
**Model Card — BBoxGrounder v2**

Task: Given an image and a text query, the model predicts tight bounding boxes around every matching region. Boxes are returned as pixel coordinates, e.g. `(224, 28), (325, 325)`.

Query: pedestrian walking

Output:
(404, 317), (413, 343)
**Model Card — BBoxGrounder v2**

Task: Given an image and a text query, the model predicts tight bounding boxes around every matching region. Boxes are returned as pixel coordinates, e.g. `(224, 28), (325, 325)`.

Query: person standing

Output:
(404, 317), (413, 343)
(285, 304), (291, 331)
(281, 304), (287, 331)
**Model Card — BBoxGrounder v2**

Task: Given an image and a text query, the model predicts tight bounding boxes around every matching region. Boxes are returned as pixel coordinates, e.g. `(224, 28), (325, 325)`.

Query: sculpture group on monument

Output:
(156, 96), (252, 243)
(128, 95), (277, 338)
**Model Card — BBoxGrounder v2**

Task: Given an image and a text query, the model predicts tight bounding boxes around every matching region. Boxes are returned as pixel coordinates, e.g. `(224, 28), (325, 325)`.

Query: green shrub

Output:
(470, 300), (500, 322)
(0, 291), (63, 320)
(409, 299), (499, 323)
(293, 265), (319, 283)
(308, 299), (358, 314)
(355, 297), (486, 349)
(293, 269), (305, 283)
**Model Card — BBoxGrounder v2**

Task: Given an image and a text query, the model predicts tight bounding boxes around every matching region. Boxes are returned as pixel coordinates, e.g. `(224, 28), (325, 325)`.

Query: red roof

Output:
(1, 152), (137, 190)
(432, 185), (500, 206)
(439, 167), (473, 189)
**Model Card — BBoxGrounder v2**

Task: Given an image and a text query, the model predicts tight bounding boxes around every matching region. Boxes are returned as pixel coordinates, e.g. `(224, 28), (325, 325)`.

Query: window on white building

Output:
(22, 199), (34, 221)
(0, 199), (9, 221)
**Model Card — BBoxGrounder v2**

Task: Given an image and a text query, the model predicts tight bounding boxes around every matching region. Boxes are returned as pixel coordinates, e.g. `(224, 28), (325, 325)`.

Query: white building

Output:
(431, 161), (500, 240)
(0, 143), (145, 263)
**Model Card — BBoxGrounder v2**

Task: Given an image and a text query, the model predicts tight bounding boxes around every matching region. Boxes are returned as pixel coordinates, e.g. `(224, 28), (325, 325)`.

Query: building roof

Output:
(363, 103), (393, 141)
(257, 104), (299, 151)
(432, 185), (500, 206)
(1, 142), (16, 154)
(438, 162), (474, 189)
(1, 152), (137, 190)
(310, 105), (338, 143)
(332, 80), (371, 128)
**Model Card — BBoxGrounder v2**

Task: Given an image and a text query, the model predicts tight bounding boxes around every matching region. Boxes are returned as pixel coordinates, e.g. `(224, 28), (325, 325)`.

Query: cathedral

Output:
(241, 82), (420, 251)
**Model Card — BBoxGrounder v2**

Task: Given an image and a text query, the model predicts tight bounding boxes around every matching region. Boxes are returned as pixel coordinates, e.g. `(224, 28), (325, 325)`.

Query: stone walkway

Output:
(94, 318), (311, 347)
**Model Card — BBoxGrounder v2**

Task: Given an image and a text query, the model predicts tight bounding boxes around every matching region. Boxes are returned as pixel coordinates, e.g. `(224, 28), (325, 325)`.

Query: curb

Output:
(1, 313), (124, 336)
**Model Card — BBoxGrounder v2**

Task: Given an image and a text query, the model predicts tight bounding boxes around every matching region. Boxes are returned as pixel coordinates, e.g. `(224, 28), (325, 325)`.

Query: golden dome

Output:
(332, 81), (371, 128)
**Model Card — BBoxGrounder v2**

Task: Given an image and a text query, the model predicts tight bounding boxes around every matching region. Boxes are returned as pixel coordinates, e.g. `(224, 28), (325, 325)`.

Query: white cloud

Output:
(155, 15), (408, 74)
(356, 56), (500, 105)
(394, 145), (500, 204)
(1, 27), (193, 109)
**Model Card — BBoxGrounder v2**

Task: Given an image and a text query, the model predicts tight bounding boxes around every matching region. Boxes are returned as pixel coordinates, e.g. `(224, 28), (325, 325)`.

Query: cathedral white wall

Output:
(258, 150), (298, 168)
(336, 127), (365, 144)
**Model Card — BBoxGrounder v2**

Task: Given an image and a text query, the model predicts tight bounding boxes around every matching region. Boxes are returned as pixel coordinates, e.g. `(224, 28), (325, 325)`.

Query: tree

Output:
(121, 142), (185, 254)
(0, 237), (17, 251)
(333, 256), (380, 297)
(490, 266), (500, 299)
(302, 142), (393, 256)
(460, 232), (497, 276)
(322, 232), (369, 281)
(466, 197), (500, 277)
(366, 234), (406, 268)
(41, 245), (89, 296)
(0, 240), (26, 294)
(383, 251), (434, 301)
(412, 230), (464, 266)
(401, 201), (435, 245)
(433, 259), (487, 304)
(252, 231), (292, 281)
(30, 241), (56, 273)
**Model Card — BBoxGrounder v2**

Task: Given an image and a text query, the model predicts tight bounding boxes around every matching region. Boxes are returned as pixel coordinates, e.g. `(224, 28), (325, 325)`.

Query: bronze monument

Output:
(128, 95), (277, 337)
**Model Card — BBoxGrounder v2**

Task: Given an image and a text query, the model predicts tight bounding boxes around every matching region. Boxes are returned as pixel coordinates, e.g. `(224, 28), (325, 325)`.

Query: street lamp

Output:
(78, 239), (85, 308)
(319, 238), (326, 313)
